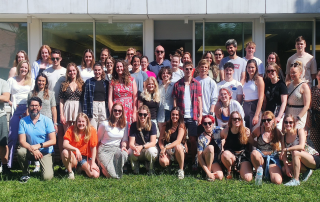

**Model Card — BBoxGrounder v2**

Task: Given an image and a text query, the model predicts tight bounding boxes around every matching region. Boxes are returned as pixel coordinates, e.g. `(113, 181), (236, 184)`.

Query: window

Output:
(0, 22), (27, 79)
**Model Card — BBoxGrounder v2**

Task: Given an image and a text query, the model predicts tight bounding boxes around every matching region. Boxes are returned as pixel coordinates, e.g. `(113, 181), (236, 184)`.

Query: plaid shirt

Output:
(83, 77), (109, 118)
(172, 78), (202, 121)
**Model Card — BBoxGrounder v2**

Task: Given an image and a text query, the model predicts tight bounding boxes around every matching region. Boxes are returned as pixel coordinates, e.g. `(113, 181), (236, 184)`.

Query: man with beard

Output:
(17, 97), (56, 183)
(219, 39), (247, 85)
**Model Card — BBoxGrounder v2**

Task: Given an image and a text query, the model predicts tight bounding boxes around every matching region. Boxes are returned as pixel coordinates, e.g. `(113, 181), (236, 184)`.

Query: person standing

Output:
(130, 55), (148, 95)
(173, 61), (202, 168)
(31, 45), (52, 79)
(243, 41), (265, 77)
(148, 45), (171, 77)
(0, 78), (10, 174)
(219, 39), (247, 84)
(171, 55), (184, 83)
(77, 49), (95, 82)
(285, 36), (317, 88)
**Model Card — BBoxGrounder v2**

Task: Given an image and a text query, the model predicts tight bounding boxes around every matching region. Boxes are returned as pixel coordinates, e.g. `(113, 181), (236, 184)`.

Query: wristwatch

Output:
(296, 116), (301, 121)
(40, 143), (43, 148)
(209, 112), (214, 116)
(142, 145), (145, 149)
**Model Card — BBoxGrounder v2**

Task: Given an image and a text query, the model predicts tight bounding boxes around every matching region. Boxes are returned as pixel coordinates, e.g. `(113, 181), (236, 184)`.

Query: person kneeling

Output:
(159, 107), (187, 179)
(17, 97), (56, 182)
(128, 105), (158, 174)
(61, 113), (100, 180)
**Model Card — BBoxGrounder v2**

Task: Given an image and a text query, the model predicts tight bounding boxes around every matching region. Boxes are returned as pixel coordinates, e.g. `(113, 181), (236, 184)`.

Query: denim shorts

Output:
(164, 110), (171, 122)
(77, 155), (89, 167)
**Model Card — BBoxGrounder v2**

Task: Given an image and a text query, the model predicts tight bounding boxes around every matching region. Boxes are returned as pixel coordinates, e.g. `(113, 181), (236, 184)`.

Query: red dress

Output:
(111, 77), (134, 126)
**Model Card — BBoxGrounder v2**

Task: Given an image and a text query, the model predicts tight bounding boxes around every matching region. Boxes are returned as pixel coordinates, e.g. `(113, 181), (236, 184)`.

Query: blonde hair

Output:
(261, 111), (280, 151)
(136, 105), (152, 131)
(16, 60), (32, 86)
(140, 77), (160, 102)
(282, 114), (297, 134)
(291, 60), (303, 73)
(245, 41), (256, 48)
(73, 113), (92, 143)
(125, 47), (136, 61)
(62, 63), (84, 92)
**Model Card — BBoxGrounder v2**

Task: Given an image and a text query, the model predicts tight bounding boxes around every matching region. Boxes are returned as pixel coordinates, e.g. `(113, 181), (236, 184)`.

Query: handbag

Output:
(305, 143), (319, 156)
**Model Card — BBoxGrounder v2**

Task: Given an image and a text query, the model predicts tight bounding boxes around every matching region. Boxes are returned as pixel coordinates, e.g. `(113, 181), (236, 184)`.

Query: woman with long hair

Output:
(59, 62), (84, 131)
(281, 114), (320, 186)
(266, 52), (285, 81)
(8, 50), (29, 79)
(214, 88), (244, 128)
(202, 51), (220, 83)
(264, 62), (288, 130)
(243, 59), (264, 131)
(130, 55), (148, 95)
(125, 47), (136, 71)
(250, 111), (283, 184)
(61, 113), (100, 179)
(97, 103), (129, 179)
(220, 111), (253, 181)
(108, 60), (138, 127)
(197, 115), (224, 181)
(128, 105), (158, 174)
(285, 61), (310, 129)
(77, 49), (95, 82)
(159, 107), (187, 179)
(105, 56), (114, 81)
(7, 60), (35, 168)
(31, 45), (52, 79)
(139, 77), (160, 137)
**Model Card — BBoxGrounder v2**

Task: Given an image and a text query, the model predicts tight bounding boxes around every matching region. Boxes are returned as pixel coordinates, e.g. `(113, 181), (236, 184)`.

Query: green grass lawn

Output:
(1, 165), (320, 202)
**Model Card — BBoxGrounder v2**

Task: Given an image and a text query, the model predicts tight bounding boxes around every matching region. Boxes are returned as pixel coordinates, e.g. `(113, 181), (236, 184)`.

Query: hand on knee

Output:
(242, 173), (253, 182)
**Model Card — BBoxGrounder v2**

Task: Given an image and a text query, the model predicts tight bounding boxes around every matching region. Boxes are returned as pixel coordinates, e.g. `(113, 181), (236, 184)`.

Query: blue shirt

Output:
(148, 59), (172, 77)
(18, 114), (55, 154)
(130, 70), (148, 95)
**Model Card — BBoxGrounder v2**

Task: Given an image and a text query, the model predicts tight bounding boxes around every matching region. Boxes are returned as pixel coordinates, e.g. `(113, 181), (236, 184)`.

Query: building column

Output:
(253, 18), (265, 65)
(144, 19), (154, 62)
(28, 18), (42, 62)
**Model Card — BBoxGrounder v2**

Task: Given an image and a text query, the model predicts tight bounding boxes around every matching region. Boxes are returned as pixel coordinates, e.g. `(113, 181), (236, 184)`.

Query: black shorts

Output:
(313, 155), (320, 170)
(0, 115), (8, 146)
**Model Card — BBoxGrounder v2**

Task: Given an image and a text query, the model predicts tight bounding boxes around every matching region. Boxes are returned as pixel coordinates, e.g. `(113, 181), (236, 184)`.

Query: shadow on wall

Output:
(294, 0), (320, 13)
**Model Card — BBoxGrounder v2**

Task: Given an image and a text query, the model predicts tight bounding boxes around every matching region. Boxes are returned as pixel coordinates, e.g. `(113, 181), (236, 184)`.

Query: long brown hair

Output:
(36, 45), (52, 64)
(261, 111), (281, 151)
(81, 49), (95, 70)
(112, 60), (131, 86)
(13, 50), (29, 67)
(73, 113), (92, 143)
(61, 63), (84, 92)
(109, 103), (126, 129)
(228, 111), (248, 145)
(245, 59), (259, 83)
(32, 73), (49, 100)
(282, 114), (297, 135)
(164, 107), (186, 144)
(136, 105), (152, 131)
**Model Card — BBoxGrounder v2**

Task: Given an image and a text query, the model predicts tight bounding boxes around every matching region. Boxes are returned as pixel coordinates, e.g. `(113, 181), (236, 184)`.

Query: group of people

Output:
(0, 36), (319, 186)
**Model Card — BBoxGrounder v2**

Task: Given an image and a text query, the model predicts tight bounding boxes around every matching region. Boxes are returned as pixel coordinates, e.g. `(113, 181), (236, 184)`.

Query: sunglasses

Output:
(156, 50), (164, 54)
(113, 109), (122, 113)
(52, 57), (60, 61)
(232, 118), (241, 122)
(214, 54), (222, 56)
(284, 121), (294, 125)
(262, 119), (272, 123)
(203, 122), (213, 126)
(290, 63), (299, 67)
(185, 68), (193, 71)
(139, 113), (148, 117)
(267, 69), (276, 74)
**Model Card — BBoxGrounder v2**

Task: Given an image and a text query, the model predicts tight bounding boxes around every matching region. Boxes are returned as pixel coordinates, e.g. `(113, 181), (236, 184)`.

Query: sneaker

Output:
(0, 165), (2, 173)
(33, 165), (40, 173)
(68, 171), (75, 180)
(301, 169), (313, 182)
(19, 176), (30, 183)
(177, 169), (184, 179)
(284, 179), (300, 186)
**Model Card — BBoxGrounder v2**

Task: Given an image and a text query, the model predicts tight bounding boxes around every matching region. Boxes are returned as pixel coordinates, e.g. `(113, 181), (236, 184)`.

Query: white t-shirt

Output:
(7, 77), (35, 105)
(219, 56), (247, 82)
(77, 66), (94, 82)
(171, 69), (184, 83)
(43, 67), (66, 103)
(195, 76), (218, 115)
(243, 56), (264, 76)
(217, 79), (243, 100)
(97, 121), (128, 146)
(183, 85), (193, 118)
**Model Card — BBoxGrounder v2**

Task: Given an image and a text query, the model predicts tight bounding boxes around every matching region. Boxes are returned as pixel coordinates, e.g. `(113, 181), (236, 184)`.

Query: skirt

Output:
(98, 144), (128, 179)
(64, 100), (81, 122)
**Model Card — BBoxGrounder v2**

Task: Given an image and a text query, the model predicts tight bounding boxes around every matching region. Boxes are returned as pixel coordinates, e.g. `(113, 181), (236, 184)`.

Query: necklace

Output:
(204, 130), (212, 137)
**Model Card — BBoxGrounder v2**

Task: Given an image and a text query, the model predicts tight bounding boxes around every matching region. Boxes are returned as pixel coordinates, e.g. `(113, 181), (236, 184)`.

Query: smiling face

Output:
(68, 65), (78, 80)
(214, 50), (224, 63)
(224, 67), (234, 79)
(28, 100), (41, 117)
(127, 50), (135, 62)
(84, 52), (93, 66)
(138, 109), (149, 124)
(262, 115), (274, 128)
(132, 57), (140, 70)
(113, 104), (123, 119)
(289, 66), (301, 81)
(295, 41), (306, 53)
(284, 116), (295, 131)
(37, 76), (46, 90)
(245, 45), (255, 56)
(94, 65), (103, 79)
(171, 110), (179, 123)
(146, 79), (155, 93)
(205, 53), (213, 64)
(246, 62), (257, 77)
(199, 64), (209, 76)
(77, 116), (87, 131)
(231, 113), (241, 127)
(267, 65), (278, 80)
(116, 62), (124, 75)
(155, 46), (165, 60)
(141, 58), (149, 71)
(184, 65), (193, 77)
(51, 53), (61, 66)
(100, 50), (109, 62)
(41, 48), (49, 61)
(171, 56), (180, 69)
(161, 69), (171, 82)
(106, 59), (113, 73)
(202, 117), (213, 132)
(219, 89), (230, 103)
(19, 62), (29, 77)
(17, 52), (25, 63)
(267, 54), (276, 64)
(226, 45), (237, 56)
(182, 54), (191, 63)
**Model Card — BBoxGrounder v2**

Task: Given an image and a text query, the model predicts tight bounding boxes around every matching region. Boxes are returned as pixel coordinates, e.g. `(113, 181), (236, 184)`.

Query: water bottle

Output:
(255, 166), (263, 186)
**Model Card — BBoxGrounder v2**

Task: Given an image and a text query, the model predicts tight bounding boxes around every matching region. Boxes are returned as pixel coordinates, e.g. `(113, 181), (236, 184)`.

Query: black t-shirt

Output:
(94, 80), (105, 101)
(139, 94), (160, 120)
(129, 122), (157, 145)
(265, 79), (288, 113)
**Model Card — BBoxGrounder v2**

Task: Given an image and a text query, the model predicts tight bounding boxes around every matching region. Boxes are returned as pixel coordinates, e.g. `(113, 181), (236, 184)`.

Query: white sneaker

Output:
(68, 171), (75, 180)
(33, 165), (40, 173)
(0, 165), (2, 173)
(178, 169), (184, 179)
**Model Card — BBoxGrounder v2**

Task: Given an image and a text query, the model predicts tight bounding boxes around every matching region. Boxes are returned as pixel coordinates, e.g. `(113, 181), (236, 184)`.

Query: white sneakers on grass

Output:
(178, 169), (184, 179)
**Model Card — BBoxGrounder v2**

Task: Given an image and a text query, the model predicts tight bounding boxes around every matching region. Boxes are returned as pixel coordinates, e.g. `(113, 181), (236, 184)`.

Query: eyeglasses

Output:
(139, 113), (148, 117)
(127, 53), (134, 56)
(52, 57), (60, 61)
(156, 50), (164, 54)
(113, 109), (122, 113)
(214, 54), (222, 56)
(185, 68), (193, 71)
(284, 121), (294, 125)
(267, 69), (276, 74)
(290, 63), (299, 67)
(30, 105), (40, 108)
(203, 122), (213, 126)
(262, 119), (272, 123)
(232, 118), (241, 122)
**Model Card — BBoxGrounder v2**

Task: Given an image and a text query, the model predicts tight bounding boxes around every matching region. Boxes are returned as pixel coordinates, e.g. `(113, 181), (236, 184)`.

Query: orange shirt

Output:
(64, 126), (98, 158)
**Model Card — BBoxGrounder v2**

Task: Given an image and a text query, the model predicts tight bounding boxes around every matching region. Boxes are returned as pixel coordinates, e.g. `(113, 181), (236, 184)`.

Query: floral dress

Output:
(111, 77), (134, 127)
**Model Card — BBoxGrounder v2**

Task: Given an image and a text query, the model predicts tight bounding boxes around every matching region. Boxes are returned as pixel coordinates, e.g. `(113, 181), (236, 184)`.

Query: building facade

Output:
(0, 0), (320, 79)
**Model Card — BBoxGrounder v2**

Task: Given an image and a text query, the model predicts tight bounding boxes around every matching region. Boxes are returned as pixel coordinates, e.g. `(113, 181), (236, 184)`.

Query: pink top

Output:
(146, 71), (156, 78)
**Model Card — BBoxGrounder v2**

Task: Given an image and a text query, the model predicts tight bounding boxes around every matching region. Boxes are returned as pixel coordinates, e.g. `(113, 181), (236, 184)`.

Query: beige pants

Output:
(128, 147), (158, 170)
(17, 146), (54, 180)
(90, 101), (107, 130)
